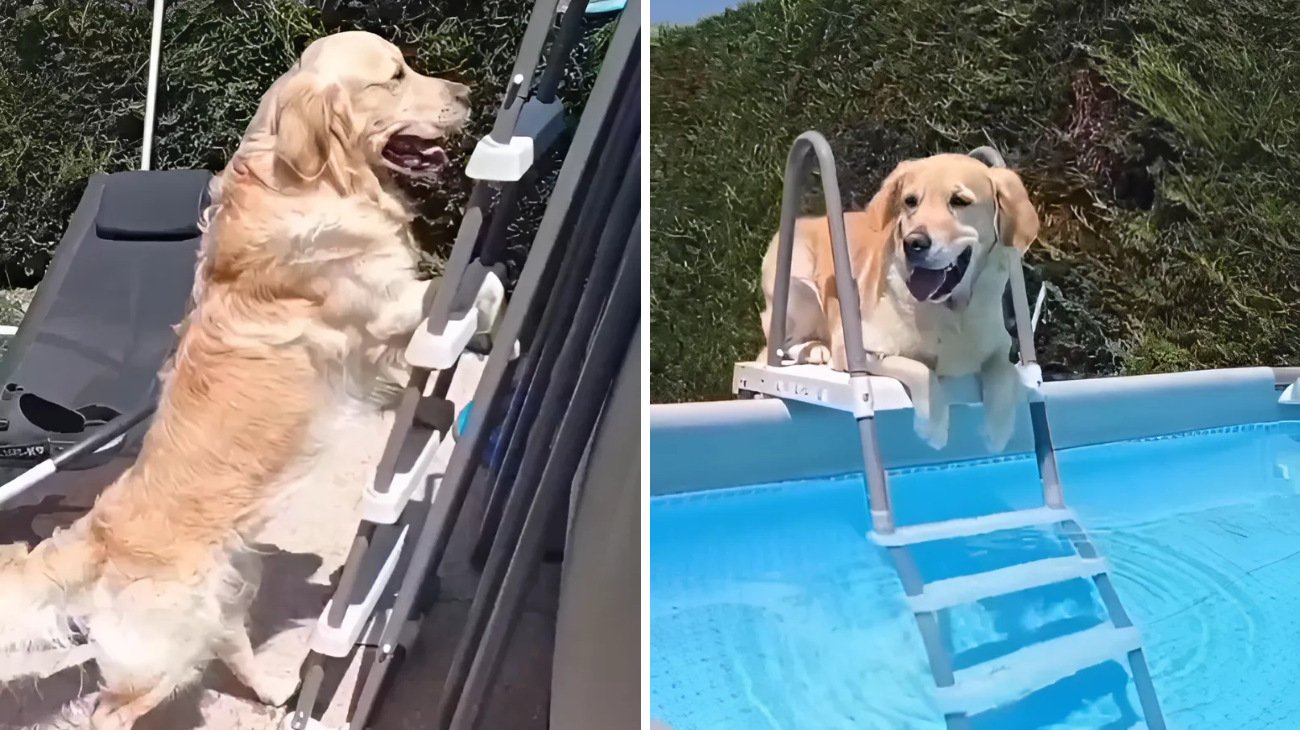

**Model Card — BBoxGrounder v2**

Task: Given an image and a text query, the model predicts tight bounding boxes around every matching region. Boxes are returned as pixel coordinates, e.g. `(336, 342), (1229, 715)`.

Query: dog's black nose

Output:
(903, 232), (931, 257)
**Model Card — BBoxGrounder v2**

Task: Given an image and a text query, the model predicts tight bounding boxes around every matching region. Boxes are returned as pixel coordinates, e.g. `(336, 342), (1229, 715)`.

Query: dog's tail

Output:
(0, 519), (102, 666)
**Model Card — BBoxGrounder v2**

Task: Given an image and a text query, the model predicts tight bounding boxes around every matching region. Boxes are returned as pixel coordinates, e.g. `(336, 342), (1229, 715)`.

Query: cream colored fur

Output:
(0, 31), (470, 730)
(759, 154), (1040, 452)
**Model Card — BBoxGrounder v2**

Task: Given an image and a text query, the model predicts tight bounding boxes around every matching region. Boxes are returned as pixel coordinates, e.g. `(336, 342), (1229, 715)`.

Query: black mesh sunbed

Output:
(0, 169), (210, 470)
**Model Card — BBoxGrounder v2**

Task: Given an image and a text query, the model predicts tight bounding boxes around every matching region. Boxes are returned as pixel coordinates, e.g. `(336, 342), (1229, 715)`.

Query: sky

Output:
(649, 0), (739, 25)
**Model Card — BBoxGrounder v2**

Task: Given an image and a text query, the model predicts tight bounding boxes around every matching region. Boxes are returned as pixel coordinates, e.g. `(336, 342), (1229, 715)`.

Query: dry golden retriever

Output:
(759, 153), (1040, 452)
(0, 31), (470, 729)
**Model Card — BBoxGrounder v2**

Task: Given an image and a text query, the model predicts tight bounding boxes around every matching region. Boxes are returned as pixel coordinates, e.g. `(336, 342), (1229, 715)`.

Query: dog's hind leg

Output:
(218, 620), (300, 707)
(87, 571), (234, 729)
(90, 615), (209, 730)
(91, 673), (201, 730)
(211, 547), (299, 706)
(761, 277), (831, 366)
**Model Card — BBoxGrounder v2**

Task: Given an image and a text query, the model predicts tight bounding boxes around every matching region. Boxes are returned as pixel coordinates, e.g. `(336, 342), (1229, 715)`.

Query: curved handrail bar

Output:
(768, 131), (875, 375)
(966, 145), (1006, 169)
(767, 131), (892, 529)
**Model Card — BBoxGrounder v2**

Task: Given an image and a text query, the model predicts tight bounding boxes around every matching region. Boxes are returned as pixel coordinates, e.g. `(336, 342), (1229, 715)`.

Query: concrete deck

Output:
(0, 414), (556, 730)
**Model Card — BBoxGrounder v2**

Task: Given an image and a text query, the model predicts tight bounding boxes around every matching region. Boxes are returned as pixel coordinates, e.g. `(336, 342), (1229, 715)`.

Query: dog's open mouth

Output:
(381, 134), (449, 174)
(906, 247), (972, 302)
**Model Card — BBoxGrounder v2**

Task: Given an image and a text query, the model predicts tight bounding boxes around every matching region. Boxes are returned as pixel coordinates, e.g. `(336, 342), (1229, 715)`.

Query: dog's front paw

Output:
(913, 411), (949, 451)
(916, 381), (950, 450)
(981, 409), (1015, 453)
(90, 703), (137, 730)
(982, 410), (1013, 449)
(979, 359), (1023, 453)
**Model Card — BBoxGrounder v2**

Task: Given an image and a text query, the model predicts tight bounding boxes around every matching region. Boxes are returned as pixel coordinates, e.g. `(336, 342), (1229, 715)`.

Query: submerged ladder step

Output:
(871, 507), (1075, 548)
(909, 556), (1109, 614)
(935, 624), (1143, 717)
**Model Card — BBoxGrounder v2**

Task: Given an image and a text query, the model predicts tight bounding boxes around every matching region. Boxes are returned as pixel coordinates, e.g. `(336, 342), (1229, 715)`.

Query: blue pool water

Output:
(650, 422), (1300, 729)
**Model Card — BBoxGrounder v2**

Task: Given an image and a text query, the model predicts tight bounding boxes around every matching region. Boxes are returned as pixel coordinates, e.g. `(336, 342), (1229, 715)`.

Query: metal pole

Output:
(772, 133), (870, 373)
(771, 131), (891, 532)
(1032, 282), (1047, 332)
(443, 152), (638, 727)
(490, 0), (563, 144)
(967, 145), (1006, 169)
(1007, 226), (1064, 506)
(448, 220), (639, 730)
(766, 150), (798, 366)
(141, 0), (166, 171)
(1007, 251), (1038, 368)
(472, 74), (639, 567)
(538, 0), (592, 103)
(967, 147), (1065, 508)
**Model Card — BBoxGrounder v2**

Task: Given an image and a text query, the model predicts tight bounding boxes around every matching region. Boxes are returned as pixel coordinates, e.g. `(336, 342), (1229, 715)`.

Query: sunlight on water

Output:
(650, 423), (1300, 730)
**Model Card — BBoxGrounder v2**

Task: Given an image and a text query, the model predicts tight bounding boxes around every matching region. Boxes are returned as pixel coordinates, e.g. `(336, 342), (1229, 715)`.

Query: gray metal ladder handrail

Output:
(767, 132), (893, 530)
(764, 131), (1167, 729)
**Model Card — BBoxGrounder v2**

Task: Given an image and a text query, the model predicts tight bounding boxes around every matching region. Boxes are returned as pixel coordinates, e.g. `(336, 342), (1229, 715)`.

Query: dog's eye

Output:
(392, 66), (406, 82)
(950, 194), (971, 208)
(903, 194), (919, 208)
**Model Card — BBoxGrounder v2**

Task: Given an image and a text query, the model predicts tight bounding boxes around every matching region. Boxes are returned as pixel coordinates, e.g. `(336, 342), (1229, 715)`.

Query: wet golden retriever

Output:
(0, 31), (469, 729)
(759, 154), (1039, 452)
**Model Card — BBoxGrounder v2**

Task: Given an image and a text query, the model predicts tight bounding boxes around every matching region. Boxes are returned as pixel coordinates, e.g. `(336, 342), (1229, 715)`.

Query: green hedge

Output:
(650, 0), (1300, 403)
(0, 0), (609, 286)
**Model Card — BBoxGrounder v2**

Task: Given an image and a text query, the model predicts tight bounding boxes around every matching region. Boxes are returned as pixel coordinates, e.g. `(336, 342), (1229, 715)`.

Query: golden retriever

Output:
(759, 154), (1040, 452)
(0, 31), (470, 729)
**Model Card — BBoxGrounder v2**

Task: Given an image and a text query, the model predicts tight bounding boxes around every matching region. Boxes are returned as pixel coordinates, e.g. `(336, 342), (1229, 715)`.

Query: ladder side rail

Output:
(971, 147), (1065, 507)
(537, 0), (593, 103)
(342, 7), (643, 725)
(445, 213), (639, 730)
(488, 0), (563, 147)
(423, 0), (561, 340)
(471, 57), (640, 568)
(770, 131), (892, 533)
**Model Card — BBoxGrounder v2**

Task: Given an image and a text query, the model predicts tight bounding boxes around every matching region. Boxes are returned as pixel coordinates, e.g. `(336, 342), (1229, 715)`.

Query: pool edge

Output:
(651, 367), (1288, 495)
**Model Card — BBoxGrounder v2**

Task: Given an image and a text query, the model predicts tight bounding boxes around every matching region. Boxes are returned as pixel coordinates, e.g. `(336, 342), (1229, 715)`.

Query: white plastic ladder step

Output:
(935, 624), (1144, 717)
(871, 507), (1076, 548)
(311, 524), (408, 657)
(363, 424), (440, 524)
(908, 556), (1110, 614)
(363, 350), (489, 524)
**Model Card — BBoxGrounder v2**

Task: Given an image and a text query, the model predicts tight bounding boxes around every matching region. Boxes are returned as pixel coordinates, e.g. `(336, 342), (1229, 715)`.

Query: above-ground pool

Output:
(650, 367), (1300, 730)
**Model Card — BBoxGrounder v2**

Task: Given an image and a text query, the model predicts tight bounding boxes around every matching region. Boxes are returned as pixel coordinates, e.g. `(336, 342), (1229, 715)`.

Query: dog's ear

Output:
(271, 71), (356, 193)
(863, 160), (914, 233)
(988, 167), (1039, 252)
(851, 223), (890, 317)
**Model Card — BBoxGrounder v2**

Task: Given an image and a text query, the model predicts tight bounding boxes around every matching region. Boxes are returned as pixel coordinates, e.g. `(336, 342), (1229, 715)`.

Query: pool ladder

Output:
(767, 133), (1169, 729)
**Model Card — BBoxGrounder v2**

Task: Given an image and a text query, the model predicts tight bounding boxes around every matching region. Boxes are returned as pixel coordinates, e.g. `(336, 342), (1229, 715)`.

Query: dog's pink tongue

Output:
(422, 146), (449, 167)
(907, 267), (945, 301)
